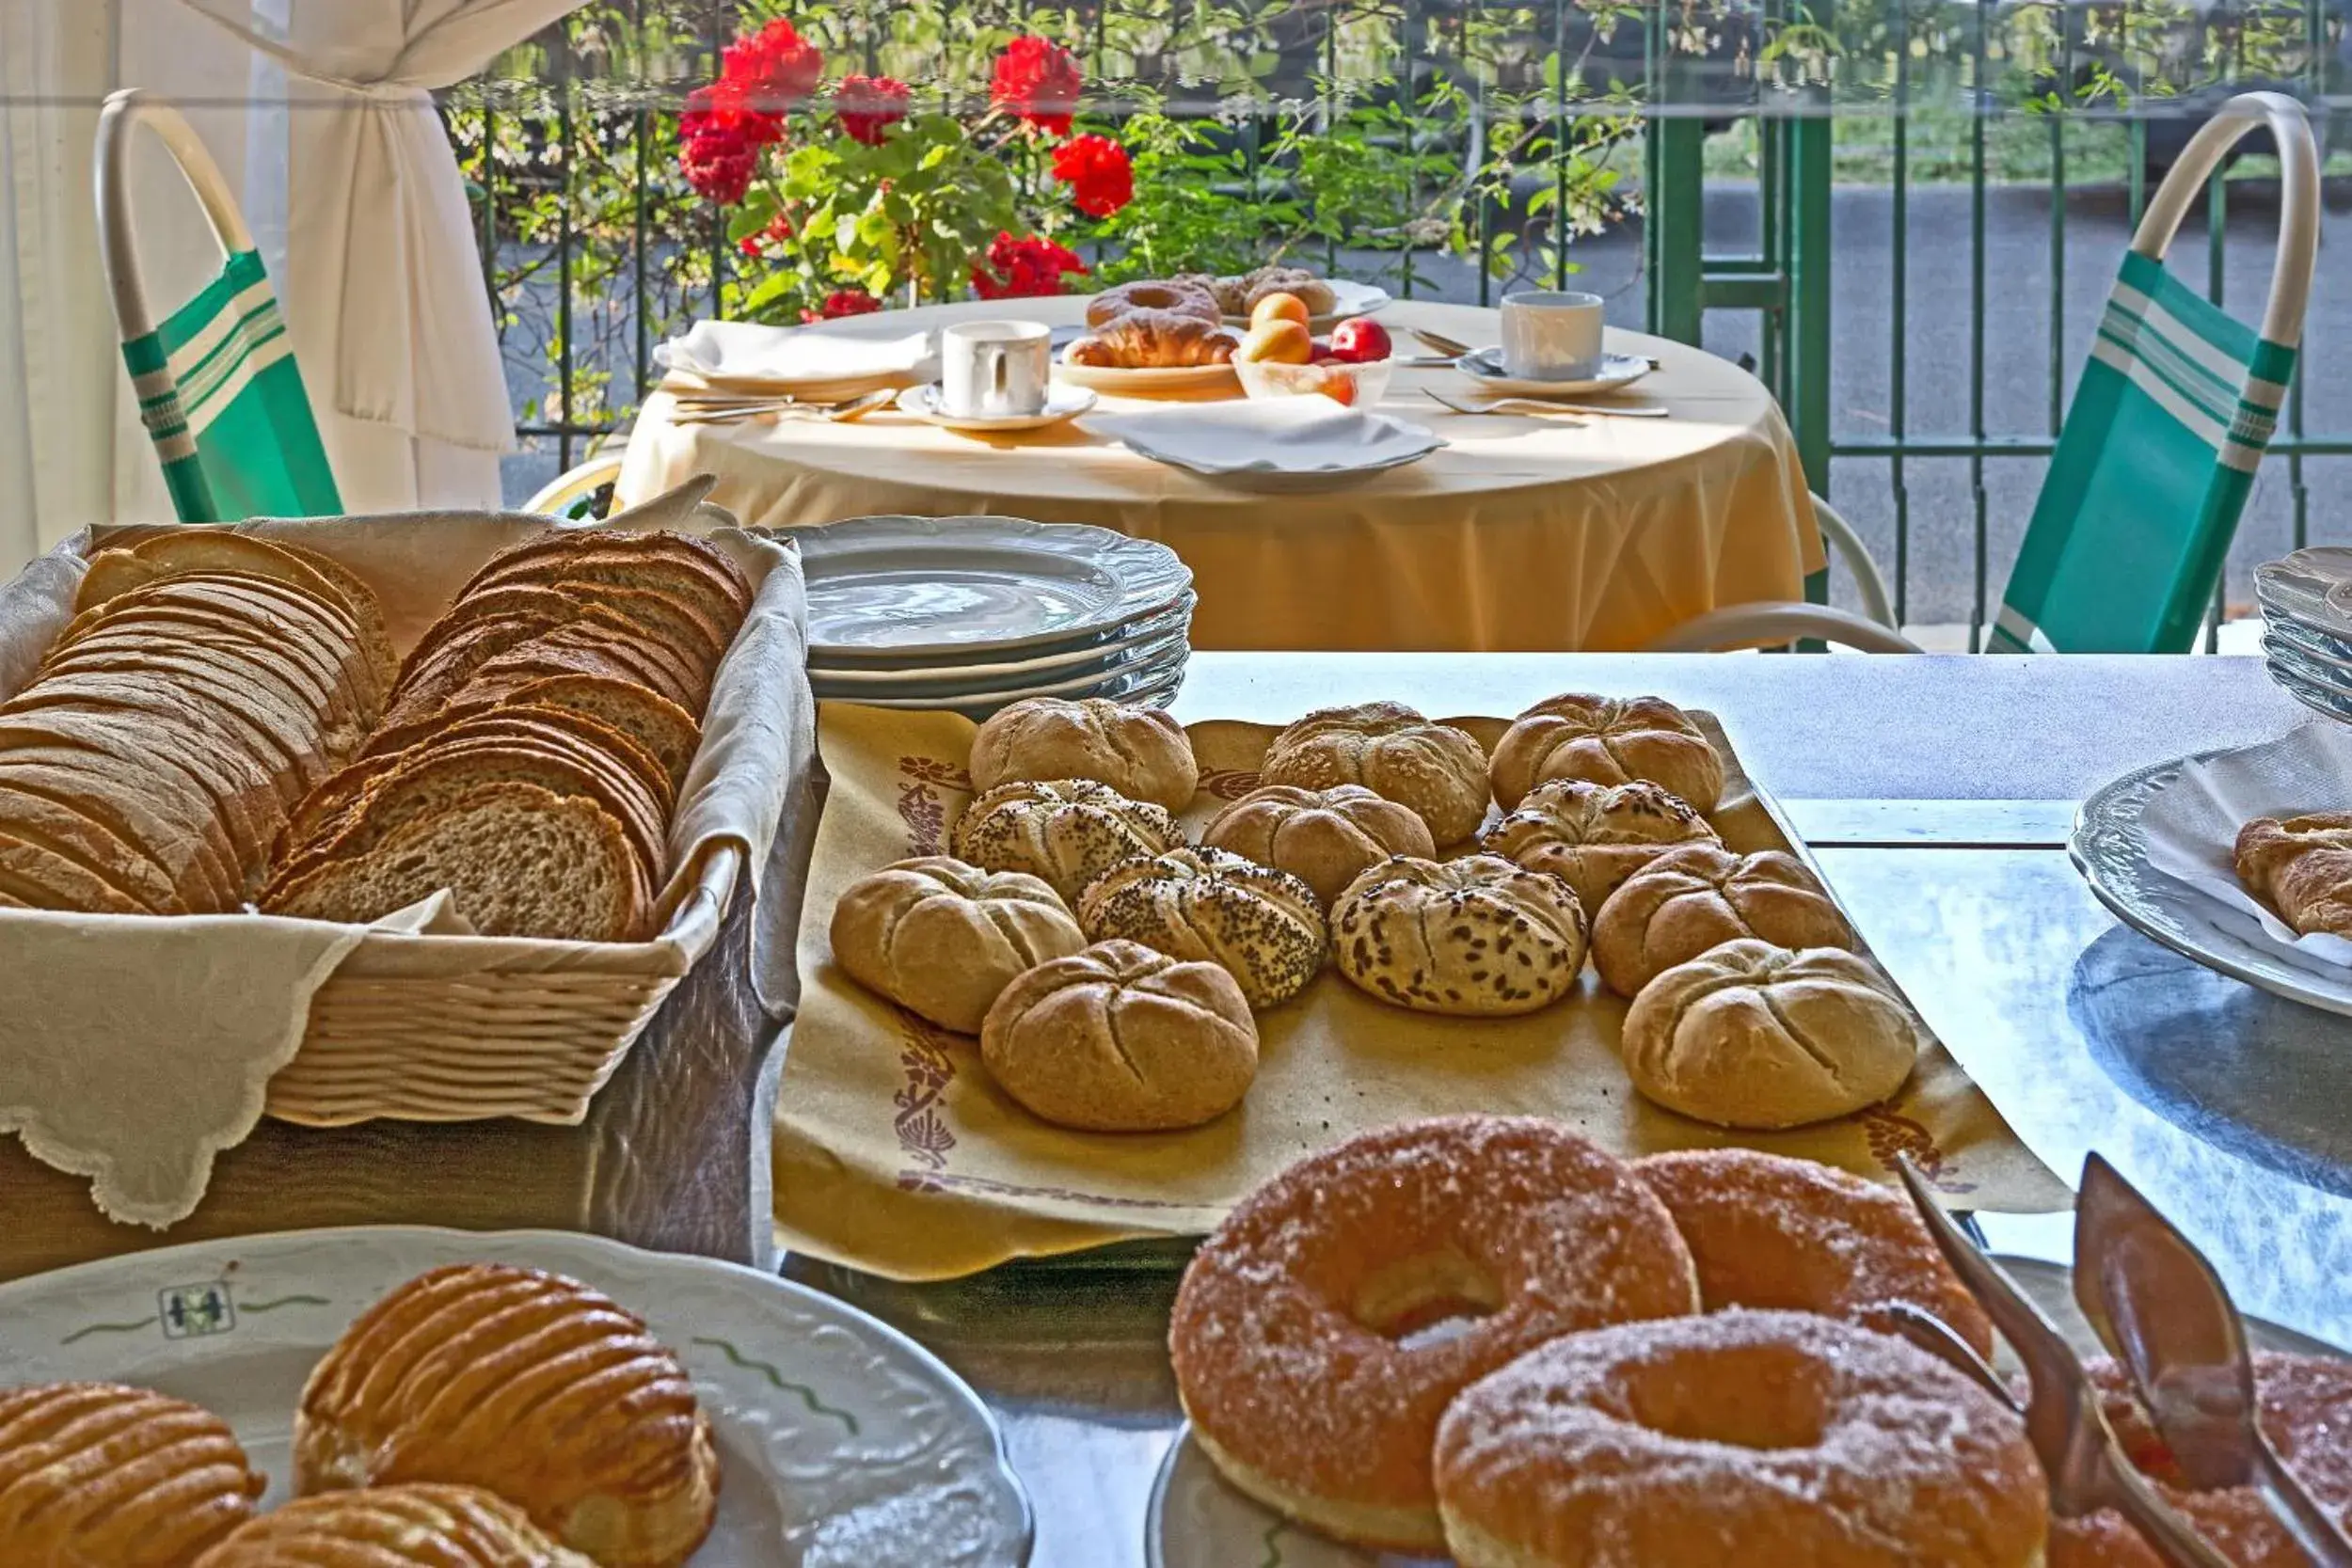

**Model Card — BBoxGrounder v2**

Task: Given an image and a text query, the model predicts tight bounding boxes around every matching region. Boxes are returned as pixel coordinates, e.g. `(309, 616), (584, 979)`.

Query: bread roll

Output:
(1329, 854), (1587, 1016)
(1078, 846), (1327, 1008)
(949, 778), (1183, 904)
(1200, 784), (1435, 907)
(193, 1484), (595, 1566)
(969, 697), (1199, 811)
(0, 1383), (265, 1568)
(980, 939), (1258, 1131)
(1489, 693), (1724, 813)
(1621, 940), (1919, 1127)
(1259, 702), (1489, 846)
(2235, 812), (2352, 936)
(1479, 778), (1719, 911)
(1591, 844), (1854, 998)
(831, 856), (1087, 1032)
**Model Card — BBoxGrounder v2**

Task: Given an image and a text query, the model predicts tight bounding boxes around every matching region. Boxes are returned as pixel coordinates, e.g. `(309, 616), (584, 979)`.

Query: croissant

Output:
(1067, 309), (1238, 369)
(294, 1262), (719, 1568)
(0, 1382), (265, 1567)
(192, 1484), (595, 1566)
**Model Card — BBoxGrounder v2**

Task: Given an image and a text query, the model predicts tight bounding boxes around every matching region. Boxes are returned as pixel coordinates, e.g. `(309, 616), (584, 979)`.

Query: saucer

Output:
(897, 383), (1097, 432)
(1454, 347), (1655, 398)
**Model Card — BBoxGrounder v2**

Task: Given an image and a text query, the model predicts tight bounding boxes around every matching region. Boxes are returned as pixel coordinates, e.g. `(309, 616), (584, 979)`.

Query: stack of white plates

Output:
(2255, 547), (2352, 725)
(784, 515), (1195, 719)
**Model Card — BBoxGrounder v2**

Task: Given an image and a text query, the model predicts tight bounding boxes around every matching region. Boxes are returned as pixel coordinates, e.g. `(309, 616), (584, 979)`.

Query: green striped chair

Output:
(1653, 91), (2320, 656)
(97, 89), (342, 524)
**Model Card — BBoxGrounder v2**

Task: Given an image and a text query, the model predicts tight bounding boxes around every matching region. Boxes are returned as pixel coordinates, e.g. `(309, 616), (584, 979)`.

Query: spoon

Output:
(1422, 388), (1667, 420)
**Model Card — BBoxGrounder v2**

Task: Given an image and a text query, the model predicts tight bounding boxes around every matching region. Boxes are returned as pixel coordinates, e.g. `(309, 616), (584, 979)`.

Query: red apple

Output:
(1309, 344), (1343, 364)
(1328, 318), (1392, 364)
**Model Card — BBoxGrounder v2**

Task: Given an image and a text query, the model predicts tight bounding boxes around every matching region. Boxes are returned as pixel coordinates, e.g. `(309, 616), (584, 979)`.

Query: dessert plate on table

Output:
(1144, 1256), (2340, 1568)
(2073, 751), (2352, 1017)
(0, 1227), (1032, 1568)
(897, 383), (1098, 433)
(1454, 346), (1655, 399)
(1087, 399), (1444, 492)
(840, 654), (1188, 715)
(1219, 278), (1392, 330)
(1054, 353), (1241, 395)
(785, 515), (1192, 659)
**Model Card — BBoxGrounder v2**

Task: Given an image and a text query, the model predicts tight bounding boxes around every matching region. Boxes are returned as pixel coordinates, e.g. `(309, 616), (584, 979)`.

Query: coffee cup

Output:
(1500, 291), (1605, 381)
(941, 320), (1052, 419)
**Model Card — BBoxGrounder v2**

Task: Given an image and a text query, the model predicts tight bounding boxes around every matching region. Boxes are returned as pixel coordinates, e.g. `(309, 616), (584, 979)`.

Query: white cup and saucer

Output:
(901, 320), (1095, 432)
(1454, 290), (1654, 398)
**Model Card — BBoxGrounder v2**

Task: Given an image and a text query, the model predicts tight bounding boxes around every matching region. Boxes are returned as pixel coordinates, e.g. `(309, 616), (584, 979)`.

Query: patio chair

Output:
(97, 89), (342, 524)
(1653, 89), (2320, 656)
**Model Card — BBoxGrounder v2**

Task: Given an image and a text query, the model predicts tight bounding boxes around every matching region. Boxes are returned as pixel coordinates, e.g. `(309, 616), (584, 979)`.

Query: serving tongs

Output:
(2074, 1153), (2352, 1566)
(1889, 1157), (2235, 1568)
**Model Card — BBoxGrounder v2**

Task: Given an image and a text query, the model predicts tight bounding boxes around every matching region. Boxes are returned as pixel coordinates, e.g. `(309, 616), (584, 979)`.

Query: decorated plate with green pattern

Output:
(0, 1227), (1032, 1567)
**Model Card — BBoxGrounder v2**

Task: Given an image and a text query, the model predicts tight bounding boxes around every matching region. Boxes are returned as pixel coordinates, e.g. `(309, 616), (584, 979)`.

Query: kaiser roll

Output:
(1329, 853), (1587, 1016)
(1200, 783), (1436, 907)
(968, 697), (1200, 812)
(1489, 693), (1724, 813)
(1621, 939), (1919, 1127)
(1077, 846), (1327, 1009)
(1257, 701), (1490, 845)
(1479, 778), (1720, 912)
(979, 939), (1259, 1131)
(949, 778), (1183, 905)
(1591, 843), (1855, 997)
(2235, 812), (2352, 936)
(829, 856), (1087, 1033)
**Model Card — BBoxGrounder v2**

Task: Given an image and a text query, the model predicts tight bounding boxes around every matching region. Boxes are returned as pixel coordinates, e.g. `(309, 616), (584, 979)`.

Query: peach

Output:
(1238, 319), (1314, 366)
(1249, 293), (1311, 329)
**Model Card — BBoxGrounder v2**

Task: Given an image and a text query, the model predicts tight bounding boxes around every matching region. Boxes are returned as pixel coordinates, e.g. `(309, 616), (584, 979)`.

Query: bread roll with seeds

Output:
(830, 856), (1087, 1033)
(1330, 854), (1588, 1016)
(1200, 783), (1435, 907)
(949, 778), (1182, 905)
(1258, 702), (1489, 846)
(1077, 846), (1327, 1008)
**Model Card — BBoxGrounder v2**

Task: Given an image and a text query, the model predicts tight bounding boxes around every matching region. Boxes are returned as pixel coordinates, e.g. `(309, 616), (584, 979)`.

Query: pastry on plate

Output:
(1479, 778), (1720, 912)
(1088, 279), (1222, 327)
(1621, 940), (1919, 1128)
(192, 1484), (593, 1566)
(1078, 846), (1327, 1008)
(0, 1382), (265, 1568)
(1590, 843), (1854, 997)
(968, 697), (1199, 812)
(1237, 265), (1338, 317)
(1330, 854), (1587, 1016)
(294, 1262), (719, 1568)
(1200, 783), (1435, 907)
(2235, 811), (2352, 936)
(981, 939), (1258, 1130)
(949, 778), (1183, 904)
(1489, 693), (1724, 814)
(1258, 702), (1489, 846)
(1065, 309), (1238, 369)
(831, 856), (1087, 1033)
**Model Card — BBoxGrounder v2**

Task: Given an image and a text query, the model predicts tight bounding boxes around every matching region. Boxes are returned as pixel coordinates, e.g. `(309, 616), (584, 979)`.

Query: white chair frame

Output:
(1650, 90), (2320, 656)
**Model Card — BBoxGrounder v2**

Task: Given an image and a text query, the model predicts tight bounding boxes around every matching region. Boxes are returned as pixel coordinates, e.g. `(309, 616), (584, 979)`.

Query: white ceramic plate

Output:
(0, 1227), (1032, 1568)
(821, 649), (1189, 712)
(896, 383), (1098, 432)
(1219, 278), (1393, 330)
(2073, 753), (2352, 1017)
(1144, 1255), (2340, 1568)
(1086, 400), (1443, 489)
(809, 595), (1195, 690)
(785, 515), (1193, 659)
(1054, 354), (1242, 395)
(1454, 347), (1655, 398)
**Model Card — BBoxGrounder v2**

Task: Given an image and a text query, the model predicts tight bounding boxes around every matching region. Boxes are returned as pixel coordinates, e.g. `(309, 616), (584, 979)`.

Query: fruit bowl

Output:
(1232, 355), (1395, 408)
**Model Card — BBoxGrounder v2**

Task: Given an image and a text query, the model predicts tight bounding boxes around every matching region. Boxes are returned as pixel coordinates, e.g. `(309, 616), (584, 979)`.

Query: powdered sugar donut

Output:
(1434, 1309), (2047, 1568)
(1168, 1116), (1698, 1554)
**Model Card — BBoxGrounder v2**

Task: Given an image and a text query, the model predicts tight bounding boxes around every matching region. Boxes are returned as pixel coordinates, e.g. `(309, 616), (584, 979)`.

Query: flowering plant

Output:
(679, 19), (1134, 322)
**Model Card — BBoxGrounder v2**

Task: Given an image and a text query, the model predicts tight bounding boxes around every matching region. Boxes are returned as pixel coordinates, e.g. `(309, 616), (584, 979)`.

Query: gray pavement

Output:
(501, 177), (2352, 629)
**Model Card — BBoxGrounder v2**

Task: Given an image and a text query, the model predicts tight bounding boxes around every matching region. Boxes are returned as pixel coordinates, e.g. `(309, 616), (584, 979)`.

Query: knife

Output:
(2074, 1153), (2352, 1566)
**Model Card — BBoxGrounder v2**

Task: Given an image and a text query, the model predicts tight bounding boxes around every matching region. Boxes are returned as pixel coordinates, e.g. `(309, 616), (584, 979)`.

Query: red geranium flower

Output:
(989, 37), (1083, 136)
(1050, 133), (1134, 219)
(679, 90), (763, 205)
(970, 231), (1089, 299)
(835, 74), (912, 147)
(738, 211), (795, 257)
(803, 288), (884, 323)
(714, 18), (823, 121)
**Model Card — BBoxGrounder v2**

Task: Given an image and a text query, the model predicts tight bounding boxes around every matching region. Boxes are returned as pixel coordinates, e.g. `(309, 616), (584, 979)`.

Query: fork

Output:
(1422, 388), (1668, 420)
(668, 387), (898, 426)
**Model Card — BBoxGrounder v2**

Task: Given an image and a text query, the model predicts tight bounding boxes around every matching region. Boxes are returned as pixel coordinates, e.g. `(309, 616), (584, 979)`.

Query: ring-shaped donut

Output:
(1086, 279), (1221, 328)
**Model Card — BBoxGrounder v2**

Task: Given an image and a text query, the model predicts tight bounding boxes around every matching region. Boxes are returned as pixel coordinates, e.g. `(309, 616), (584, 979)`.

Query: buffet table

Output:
(613, 301), (1825, 653)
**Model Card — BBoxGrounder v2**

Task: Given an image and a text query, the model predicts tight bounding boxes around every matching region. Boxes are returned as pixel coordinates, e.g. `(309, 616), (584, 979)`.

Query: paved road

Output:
(503, 178), (2352, 630)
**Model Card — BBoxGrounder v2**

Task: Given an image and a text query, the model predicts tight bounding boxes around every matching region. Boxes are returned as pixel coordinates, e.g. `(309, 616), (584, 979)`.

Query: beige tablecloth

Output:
(617, 300), (1824, 653)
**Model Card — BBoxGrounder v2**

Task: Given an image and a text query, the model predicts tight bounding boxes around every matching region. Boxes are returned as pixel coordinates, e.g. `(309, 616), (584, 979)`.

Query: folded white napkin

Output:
(655, 320), (935, 388)
(2138, 722), (2352, 970)
(1088, 398), (1443, 475)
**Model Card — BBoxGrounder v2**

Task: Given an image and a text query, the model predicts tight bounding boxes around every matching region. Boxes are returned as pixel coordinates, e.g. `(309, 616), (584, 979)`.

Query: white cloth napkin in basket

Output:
(2139, 721), (2352, 971)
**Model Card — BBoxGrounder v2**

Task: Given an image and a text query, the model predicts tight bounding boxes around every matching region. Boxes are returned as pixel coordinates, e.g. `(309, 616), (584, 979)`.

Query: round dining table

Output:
(615, 296), (1824, 653)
